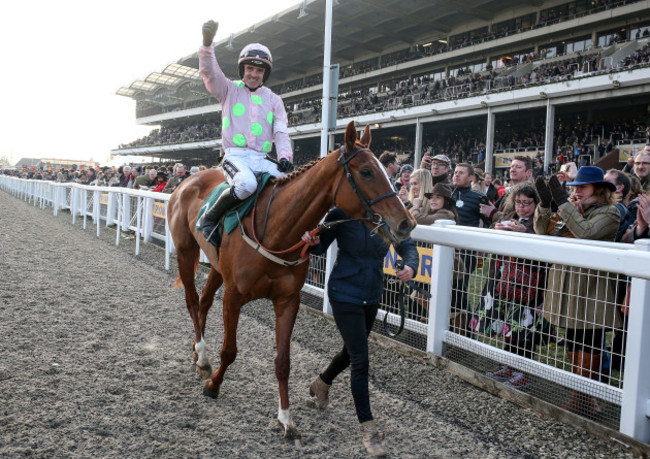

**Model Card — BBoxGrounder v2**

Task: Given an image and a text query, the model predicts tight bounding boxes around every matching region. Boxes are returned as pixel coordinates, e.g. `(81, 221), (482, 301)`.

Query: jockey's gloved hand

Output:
(277, 158), (293, 173)
(202, 20), (218, 47)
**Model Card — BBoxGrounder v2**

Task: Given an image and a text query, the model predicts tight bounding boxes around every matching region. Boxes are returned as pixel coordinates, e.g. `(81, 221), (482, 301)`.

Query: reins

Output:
(382, 260), (432, 337)
(241, 145), (397, 265)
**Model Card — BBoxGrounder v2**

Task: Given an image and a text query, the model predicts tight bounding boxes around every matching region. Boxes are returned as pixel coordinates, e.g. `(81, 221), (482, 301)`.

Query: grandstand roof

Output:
(117, 0), (533, 101)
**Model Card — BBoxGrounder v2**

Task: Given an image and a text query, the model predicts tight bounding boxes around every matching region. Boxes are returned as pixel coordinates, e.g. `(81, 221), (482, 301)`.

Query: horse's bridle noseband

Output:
(333, 145), (399, 242)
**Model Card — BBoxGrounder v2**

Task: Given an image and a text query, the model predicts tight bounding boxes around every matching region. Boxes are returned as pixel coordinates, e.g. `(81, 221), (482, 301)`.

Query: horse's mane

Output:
(270, 141), (368, 186)
(270, 157), (324, 185)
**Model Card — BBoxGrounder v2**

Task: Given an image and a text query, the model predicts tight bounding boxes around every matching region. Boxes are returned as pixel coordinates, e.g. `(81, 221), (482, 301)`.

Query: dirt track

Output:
(0, 189), (635, 458)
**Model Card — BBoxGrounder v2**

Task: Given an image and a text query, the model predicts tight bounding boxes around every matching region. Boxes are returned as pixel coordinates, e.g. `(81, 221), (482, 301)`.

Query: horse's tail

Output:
(173, 255), (200, 289)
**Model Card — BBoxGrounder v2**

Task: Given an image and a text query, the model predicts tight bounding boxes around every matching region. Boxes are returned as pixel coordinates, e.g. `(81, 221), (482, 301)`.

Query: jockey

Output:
(198, 20), (293, 244)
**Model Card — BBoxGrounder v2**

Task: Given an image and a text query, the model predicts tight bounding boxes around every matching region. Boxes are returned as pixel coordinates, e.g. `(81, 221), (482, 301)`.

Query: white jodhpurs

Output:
(221, 148), (283, 200)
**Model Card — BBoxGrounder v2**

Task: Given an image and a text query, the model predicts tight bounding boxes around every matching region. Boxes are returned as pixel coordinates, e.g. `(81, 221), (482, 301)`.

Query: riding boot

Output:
(309, 375), (331, 410)
(360, 420), (386, 457)
(200, 189), (241, 245)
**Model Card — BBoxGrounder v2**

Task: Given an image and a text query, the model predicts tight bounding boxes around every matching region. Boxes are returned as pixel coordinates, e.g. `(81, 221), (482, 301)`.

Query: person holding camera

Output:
(198, 20), (294, 245)
(420, 151), (452, 187)
(480, 156), (534, 224)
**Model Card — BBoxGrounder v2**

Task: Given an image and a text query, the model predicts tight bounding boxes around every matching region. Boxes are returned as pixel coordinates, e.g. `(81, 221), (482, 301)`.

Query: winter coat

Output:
(412, 208), (457, 226)
(162, 175), (186, 193)
(309, 207), (419, 305)
(451, 185), (489, 228)
(533, 202), (621, 330)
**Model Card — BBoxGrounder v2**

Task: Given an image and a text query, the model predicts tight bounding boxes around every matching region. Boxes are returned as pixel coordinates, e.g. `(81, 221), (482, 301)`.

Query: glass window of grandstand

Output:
(415, 40), (447, 57)
(412, 69), (446, 86)
(539, 0), (598, 26)
(539, 44), (558, 59)
(564, 35), (593, 54)
(597, 28), (627, 47)
(630, 22), (650, 40)
(492, 13), (536, 37)
(449, 61), (486, 77)
(449, 26), (488, 49)
(490, 49), (534, 70)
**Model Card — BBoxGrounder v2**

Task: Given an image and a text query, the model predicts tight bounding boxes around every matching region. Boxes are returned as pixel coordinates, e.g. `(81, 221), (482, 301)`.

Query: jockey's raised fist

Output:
(202, 20), (218, 47)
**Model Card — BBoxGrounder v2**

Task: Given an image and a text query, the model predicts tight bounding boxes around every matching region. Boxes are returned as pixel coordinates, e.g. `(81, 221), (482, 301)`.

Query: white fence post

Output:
(94, 190), (101, 237)
(426, 220), (456, 355)
(143, 197), (154, 242)
(619, 239), (650, 442)
(106, 192), (115, 227)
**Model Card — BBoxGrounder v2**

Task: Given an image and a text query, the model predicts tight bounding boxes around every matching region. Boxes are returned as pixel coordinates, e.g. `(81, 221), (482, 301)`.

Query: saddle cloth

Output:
(195, 173), (273, 235)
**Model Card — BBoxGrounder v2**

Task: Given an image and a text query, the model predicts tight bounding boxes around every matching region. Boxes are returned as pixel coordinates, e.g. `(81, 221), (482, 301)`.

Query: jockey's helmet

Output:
(238, 43), (273, 83)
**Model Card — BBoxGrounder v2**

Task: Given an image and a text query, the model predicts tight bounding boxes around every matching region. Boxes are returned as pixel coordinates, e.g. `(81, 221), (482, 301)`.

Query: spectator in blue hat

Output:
(534, 166), (620, 417)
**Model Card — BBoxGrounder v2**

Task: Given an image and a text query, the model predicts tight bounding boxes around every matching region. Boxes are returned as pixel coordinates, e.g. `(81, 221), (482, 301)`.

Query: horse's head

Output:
(333, 121), (416, 245)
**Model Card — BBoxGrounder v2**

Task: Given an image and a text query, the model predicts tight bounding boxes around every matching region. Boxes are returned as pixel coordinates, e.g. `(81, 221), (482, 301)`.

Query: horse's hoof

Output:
(196, 364), (212, 379)
(280, 422), (303, 447)
(203, 381), (220, 399)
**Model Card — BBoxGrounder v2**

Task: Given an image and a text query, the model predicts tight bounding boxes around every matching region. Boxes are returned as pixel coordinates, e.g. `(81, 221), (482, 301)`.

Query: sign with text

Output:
(152, 202), (166, 219)
(494, 151), (540, 168)
(618, 144), (646, 162)
(383, 245), (432, 283)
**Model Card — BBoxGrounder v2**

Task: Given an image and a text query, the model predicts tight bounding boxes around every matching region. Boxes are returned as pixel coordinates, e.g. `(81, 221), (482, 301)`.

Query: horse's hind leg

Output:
(203, 288), (242, 398)
(176, 243), (204, 370)
(273, 295), (301, 441)
(194, 267), (223, 379)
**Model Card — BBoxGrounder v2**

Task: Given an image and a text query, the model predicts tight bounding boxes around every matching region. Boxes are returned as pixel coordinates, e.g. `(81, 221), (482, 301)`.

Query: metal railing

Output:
(2, 175), (649, 445)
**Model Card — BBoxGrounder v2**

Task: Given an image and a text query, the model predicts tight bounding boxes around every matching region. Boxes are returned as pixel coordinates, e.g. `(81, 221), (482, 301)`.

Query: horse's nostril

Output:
(398, 219), (413, 234)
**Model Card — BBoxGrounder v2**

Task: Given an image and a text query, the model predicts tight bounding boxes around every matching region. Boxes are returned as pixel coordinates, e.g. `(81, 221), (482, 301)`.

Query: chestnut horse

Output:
(166, 121), (415, 440)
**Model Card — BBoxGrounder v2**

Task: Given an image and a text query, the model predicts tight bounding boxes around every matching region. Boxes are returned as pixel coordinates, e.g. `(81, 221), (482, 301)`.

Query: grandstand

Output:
(114, 0), (650, 172)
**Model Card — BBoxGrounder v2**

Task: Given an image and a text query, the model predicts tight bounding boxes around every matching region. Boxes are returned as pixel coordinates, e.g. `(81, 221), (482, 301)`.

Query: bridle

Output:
(332, 145), (399, 243)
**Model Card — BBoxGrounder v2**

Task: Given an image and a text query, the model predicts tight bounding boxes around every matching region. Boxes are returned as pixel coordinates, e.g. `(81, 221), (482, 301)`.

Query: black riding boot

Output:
(200, 189), (241, 246)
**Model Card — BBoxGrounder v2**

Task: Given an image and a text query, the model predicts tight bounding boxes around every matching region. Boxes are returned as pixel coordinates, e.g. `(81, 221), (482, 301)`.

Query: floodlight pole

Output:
(319, 0), (333, 158)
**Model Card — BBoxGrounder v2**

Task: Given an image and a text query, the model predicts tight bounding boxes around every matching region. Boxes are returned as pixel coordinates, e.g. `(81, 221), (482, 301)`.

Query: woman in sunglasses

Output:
(482, 183), (550, 390)
(198, 20), (294, 245)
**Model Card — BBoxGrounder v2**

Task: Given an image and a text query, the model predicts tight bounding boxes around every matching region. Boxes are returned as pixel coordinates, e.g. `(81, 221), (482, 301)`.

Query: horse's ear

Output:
(344, 121), (357, 152)
(359, 125), (372, 148)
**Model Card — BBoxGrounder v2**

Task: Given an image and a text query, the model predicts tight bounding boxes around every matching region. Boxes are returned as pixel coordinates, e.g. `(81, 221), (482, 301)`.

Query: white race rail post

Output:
(619, 239), (650, 442)
(426, 220), (456, 355)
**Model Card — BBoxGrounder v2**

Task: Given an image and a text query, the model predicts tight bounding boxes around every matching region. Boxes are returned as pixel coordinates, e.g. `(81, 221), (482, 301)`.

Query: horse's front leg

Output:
(194, 267), (223, 379)
(273, 295), (301, 443)
(203, 288), (242, 399)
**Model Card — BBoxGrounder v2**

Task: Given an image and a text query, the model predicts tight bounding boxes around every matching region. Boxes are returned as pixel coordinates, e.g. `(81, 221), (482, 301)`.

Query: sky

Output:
(0, 0), (300, 165)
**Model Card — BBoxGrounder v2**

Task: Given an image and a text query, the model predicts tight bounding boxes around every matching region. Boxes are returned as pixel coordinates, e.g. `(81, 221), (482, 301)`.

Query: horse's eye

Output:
(360, 168), (373, 180)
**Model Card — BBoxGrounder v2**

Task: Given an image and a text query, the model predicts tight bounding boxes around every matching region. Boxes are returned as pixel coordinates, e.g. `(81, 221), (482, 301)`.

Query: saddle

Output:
(196, 173), (273, 248)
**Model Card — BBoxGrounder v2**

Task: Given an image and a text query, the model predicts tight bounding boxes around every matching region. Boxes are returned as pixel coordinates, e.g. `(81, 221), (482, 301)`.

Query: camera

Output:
(479, 195), (489, 205)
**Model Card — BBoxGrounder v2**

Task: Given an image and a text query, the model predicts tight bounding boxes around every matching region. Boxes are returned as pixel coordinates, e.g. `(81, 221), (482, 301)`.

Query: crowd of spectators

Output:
(118, 119), (221, 150)
(1, 162), (202, 194)
(380, 147), (649, 410)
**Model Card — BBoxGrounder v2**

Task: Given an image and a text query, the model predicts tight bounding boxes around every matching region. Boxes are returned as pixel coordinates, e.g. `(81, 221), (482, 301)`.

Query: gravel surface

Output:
(0, 189), (637, 458)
